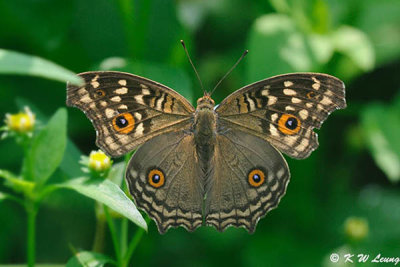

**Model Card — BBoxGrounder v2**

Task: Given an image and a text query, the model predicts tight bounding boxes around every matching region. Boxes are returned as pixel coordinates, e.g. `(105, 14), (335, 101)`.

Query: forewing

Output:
(216, 73), (346, 159)
(67, 71), (195, 157)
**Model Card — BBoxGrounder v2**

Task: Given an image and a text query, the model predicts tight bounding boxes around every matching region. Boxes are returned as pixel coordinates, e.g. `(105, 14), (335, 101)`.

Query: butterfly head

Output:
(196, 95), (215, 110)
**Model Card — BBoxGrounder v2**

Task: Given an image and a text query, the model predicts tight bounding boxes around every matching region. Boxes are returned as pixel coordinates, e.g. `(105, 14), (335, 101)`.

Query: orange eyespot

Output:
(278, 114), (301, 135)
(95, 89), (106, 97)
(248, 168), (266, 187)
(148, 168), (165, 188)
(306, 91), (317, 99)
(112, 113), (135, 134)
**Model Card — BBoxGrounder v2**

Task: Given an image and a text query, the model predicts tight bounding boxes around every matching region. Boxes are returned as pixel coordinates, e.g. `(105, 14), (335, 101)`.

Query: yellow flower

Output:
(344, 216), (369, 241)
(5, 107), (35, 133)
(88, 150), (112, 172)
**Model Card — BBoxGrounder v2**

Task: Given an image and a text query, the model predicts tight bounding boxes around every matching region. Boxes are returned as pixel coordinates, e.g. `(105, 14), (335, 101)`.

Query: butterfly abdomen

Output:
(193, 97), (217, 174)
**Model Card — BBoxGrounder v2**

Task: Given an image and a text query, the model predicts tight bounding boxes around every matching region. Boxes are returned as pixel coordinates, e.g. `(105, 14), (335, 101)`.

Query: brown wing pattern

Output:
(205, 128), (290, 232)
(67, 71), (195, 157)
(216, 73), (346, 159)
(125, 131), (203, 234)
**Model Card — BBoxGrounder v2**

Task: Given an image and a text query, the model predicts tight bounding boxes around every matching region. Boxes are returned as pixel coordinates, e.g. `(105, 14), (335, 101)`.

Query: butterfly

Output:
(66, 70), (346, 233)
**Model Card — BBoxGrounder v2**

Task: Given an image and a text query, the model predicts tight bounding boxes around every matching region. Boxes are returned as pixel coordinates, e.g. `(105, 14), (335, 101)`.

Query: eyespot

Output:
(248, 168), (266, 187)
(278, 114), (301, 135)
(148, 168), (165, 188)
(306, 91), (317, 99)
(112, 113), (135, 134)
(95, 89), (106, 97)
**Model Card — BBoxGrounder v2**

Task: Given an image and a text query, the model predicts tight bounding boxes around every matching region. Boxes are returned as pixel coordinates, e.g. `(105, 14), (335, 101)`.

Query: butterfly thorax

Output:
(193, 96), (217, 171)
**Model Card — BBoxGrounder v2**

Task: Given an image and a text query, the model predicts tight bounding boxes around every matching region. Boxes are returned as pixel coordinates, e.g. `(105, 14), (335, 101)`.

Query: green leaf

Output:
(60, 177), (147, 230)
(331, 26), (375, 71)
(16, 98), (83, 178)
(0, 169), (35, 194)
(0, 49), (82, 85)
(0, 192), (24, 205)
(246, 14), (332, 83)
(24, 108), (67, 185)
(361, 102), (400, 182)
(66, 251), (115, 267)
(107, 162), (126, 187)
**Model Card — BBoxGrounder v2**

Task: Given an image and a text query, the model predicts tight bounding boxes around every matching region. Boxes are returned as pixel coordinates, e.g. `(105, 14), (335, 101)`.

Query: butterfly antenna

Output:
(210, 49), (248, 96)
(180, 40), (205, 94)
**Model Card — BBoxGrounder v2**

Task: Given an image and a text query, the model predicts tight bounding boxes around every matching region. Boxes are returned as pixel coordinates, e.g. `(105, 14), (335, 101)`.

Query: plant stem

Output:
(26, 201), (38, 267)
(92, 213), (106, 253)
(104, 206), (121, 265)
(121, 217), (150, 267)
(120, 218), (128, 257)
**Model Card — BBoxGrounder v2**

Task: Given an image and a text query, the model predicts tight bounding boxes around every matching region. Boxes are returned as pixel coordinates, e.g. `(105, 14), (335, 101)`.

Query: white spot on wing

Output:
(283, 89), (296, 96)
(325, 90), (333, 96)
(312, 77), (321, 90)
(246, 94), (256, 111)
(321, 96), (333, 105)
(91, 75), (100, 88)
(111, 96), (121, 102)
(134, 95), (144, 104)
(134, 123), (144, 137)
(312, 83), (320, 90)
(118, 80), (127, 86)
(299, 109), (309, 119)
(156, 94), (164, 109)
(134, 112), (142, 121)
(115, 87), (128, 94)
(271, 113), (278, 122)
(261, 89), (269, 96)
(284, 81), (293, 87)
(291, 97), (301, 103)
(80, 94), (91, 103)
(270, 124), (279, 136)
(142, 88), (150, 95)
(267, 96), (277, 105)
(105, 108), (116, 118)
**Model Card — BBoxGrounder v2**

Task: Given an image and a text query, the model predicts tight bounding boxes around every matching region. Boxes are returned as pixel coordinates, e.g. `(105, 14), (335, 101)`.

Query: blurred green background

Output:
(1, 0), (400, 266)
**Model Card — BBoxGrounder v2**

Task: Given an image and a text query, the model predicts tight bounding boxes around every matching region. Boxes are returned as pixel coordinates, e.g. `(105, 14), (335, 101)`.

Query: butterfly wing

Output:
(216, 73), (346, 159)
(125, 130), (203, 234)
(205, 129), (290, 233)
(67, 71), (195, 157)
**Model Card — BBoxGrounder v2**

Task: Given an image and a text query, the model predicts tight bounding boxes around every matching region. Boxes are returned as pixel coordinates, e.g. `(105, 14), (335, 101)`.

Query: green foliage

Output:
(0, 107), (146, 266)
(361, 96), (400, 182)
(24, 109), (67, 185)
(60, 177), (147, 230)
(0, 49), (82, 85)
(0, 0), (399, 266)
(66, 251), (115, 267)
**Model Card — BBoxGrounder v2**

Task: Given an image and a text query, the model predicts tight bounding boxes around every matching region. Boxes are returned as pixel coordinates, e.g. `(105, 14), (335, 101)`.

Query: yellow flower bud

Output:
(344, 216), (369, 241)
(88, 150), (112, 172)
(5, 107), (35, 133)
